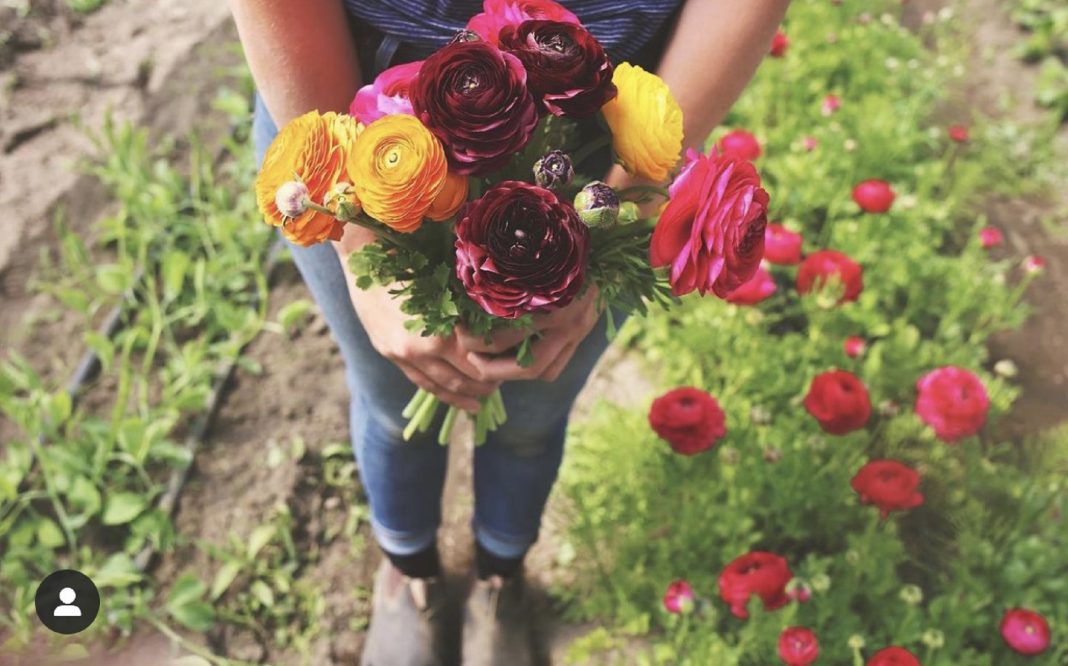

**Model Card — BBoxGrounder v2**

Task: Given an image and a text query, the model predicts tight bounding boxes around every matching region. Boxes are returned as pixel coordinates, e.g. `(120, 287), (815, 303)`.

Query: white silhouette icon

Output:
(53, 587), (82, 617)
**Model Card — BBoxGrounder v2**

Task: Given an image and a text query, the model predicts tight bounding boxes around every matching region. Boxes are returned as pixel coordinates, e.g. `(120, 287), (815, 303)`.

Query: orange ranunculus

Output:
(347, 114), (448, 233)
(255, 111), (360, 246)
(426, 172), (469, 221)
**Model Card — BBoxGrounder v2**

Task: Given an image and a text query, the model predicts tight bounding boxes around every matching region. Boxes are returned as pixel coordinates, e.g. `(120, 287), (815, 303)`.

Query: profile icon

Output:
(53, 587), (82, 617)
(35, 570), (100, 635)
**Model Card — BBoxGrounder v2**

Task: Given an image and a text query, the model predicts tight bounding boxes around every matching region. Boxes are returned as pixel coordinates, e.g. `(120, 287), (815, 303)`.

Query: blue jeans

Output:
(253, 97), (617, 559)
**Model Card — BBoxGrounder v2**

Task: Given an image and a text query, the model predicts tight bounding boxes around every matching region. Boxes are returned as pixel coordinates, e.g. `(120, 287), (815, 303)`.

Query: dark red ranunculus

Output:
(803, 370), (871, 435)
(778, 627), (819, 666)
(498, 20), (616, 118)
(726, 265), (776, 305)
(851, 459), (925, 519)
(467, 0), (580, 46)
(1000, 608), (1051, 656)
(867, 647), (921, 666)
(796, 249), (864, 304)
(764, 223), (803, 265)
(648, 387), (727, 455)
(455, 181), (589, 318)
(651, 153), (769, 297)
(853, 179), (895, 213)
(411, 41), (539, 175)
(914, 366), (989, 443)
(718, 551), (793, 619)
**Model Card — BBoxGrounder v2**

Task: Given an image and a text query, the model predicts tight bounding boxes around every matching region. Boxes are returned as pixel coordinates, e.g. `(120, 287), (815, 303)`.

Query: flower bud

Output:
(618, 201), (640, 224)
(275, 180), (310, 218)
(750, 405), (772, 426)
(848, 635), (866, 650)
(719, 446), (741, 465)
(325, 182), (360, 218)
(762, 447), (783, 463)
(450, 29), (480, 44)
(533, 150), (575, 190)
(573, 181), (619, 227)
(922, 629), (945, 649)
(810, 573), (831, 593)
(994, 359), (1018, 378)
(899, 584), (924, 606)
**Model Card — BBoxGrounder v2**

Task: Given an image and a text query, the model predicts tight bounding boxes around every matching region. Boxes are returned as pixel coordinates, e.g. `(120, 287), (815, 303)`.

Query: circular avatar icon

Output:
(35, 569), (101, 635)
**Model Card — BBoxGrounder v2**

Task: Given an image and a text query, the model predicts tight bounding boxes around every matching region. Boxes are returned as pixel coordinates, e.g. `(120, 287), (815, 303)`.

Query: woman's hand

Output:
(463, 287), (601, 383)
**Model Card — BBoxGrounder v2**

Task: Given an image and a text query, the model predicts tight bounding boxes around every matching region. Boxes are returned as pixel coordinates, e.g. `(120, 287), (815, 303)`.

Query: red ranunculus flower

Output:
(498, 20), (616, 118)
(764, 223), (803, 265)
(648, 387), (727, 455)
(411, 41), (539, 175)
(867, 647), (921, 666)
(853, 179), (895, 213)
(948, 124), (969, 142)
(727, 265), (777, 305)
(804, 370), (871, 435)
(467, 0), (580, 46)
(717, 129), (763, 161)
(718, 551), (793, 619)
(845, 335), (866, 358)
(770, 30), (789, 57)
(349, 60), (422, 125)
(455, 181), (589, 318)
(914, 366), (989, 443)
(662, 579), (695, 614)
(796, 250), (864, 304)
(778, 627), (819, 666)
(851, 459), (925, 519)
(651, 153), (769, 297)
(1000, 608), (1051, 656)
(979, 226), (1004, 249)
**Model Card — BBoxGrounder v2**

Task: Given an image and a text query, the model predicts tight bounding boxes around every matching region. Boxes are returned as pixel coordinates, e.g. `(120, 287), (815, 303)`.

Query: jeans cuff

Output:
(371, 517), (437, 556)
(473, 521), (536, 560)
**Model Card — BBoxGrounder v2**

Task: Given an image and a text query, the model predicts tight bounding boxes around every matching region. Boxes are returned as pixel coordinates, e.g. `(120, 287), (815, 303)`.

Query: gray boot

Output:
(461, 575), (535, 666)
(361, 561), (453, 666)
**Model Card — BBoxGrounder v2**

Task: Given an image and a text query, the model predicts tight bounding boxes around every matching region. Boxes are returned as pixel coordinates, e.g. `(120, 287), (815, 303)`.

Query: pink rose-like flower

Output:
(948, 125), (970, 142)
(717, 129), (763, 161)
(979, 226), (1004, 249)
(804, 370), (872, 435)
(349, 61), (423, 125)
(915, 366), (990, 443)
(770, 30), (789, 57)
(662, 580), (695, 614)
(1000, 608), (1052, 656)
(727, 265), (777, 305)
(765, 223), (803, 265)
(467, 0), (579, 45)
(802, 136), (819, 151)
(845, 335), (867, 358)
(651, 153), (769, 297)
(718, 551), (793, 619)
(778, 627), (819, 666)
(796, 250), (864, 304)
(853, 179), (896, 213)
(1024, 255), (1046, 274)
(821, 94), (841, 116)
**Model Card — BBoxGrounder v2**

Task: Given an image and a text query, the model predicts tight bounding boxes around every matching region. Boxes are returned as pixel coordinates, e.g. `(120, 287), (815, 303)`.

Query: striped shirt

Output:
(342, 0), (683, 62)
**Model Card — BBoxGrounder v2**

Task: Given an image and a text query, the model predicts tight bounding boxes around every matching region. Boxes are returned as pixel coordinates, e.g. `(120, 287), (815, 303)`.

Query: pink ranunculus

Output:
(915, 366), (989, 443)
(662, 579), (695, 614)
(1000, 608), (1051, 656)
(349, 61), (423, 125)
(717, 129), (763, 161)
(853, 179), (895, 213)
(651, 153), (769, 297)
(727, 265), (777, 305)
(979, 226), (1004, 249)
(845, 335), (866, 358)
(466, 0), (580, 46)
(1024, 255), (1046, 274)
(769, 30), (789, 57)
(802, 136), (819, 152)
(764, 223), (803, 265)
(948, 125), (970, 142)
(821, 94), (841, 116)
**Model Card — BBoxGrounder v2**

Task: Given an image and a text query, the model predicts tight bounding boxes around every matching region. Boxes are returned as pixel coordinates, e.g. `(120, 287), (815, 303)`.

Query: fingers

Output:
(467, 330), (570, 382)
(397, 361), (482, 412)
(454, 325), (529, 355)
(424, 357), (498, 398)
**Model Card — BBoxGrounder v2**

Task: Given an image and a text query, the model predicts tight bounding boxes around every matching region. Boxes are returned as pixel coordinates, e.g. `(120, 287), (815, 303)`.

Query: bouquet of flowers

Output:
(255, 0), (771, 445)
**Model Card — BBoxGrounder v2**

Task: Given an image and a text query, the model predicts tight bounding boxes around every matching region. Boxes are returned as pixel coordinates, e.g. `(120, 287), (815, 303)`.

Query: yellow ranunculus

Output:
(426, 171), (469, 222)
(601, 63), (683, 183)
(255, 111), (359, 246)
(347, 114), (448, 233)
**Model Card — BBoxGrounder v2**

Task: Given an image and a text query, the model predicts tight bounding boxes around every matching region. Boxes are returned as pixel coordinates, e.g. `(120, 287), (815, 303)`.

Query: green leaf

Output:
(162, 250), (191, 301)
(84, 331), (115, 372)
(168, 600), (216, 632)
(210, 560), (242, 601)
(277, 299), (313, 334)
(101, 492), (148, 525)
(68, 476), (102, 516)
(36, 518), (66, 549)
(246, 524), (275, 560)
(48, 391), (72, 426)
(250, 580), (274, 608)
(95, 553), (142, 588)
(96, 263), (133, 295)
(168, 573), (207, 607)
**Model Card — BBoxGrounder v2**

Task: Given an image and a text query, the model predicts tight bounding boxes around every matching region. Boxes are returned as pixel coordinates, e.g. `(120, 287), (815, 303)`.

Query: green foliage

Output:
(558, 1), (1067, 664)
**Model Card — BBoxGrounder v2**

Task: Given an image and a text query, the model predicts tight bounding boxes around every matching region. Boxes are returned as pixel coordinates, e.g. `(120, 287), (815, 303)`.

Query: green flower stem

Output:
(402, 389), (430, 419)
(402, 389), (441, 441)
(571, 133), (613, 167)
(438, 406), (459, 446)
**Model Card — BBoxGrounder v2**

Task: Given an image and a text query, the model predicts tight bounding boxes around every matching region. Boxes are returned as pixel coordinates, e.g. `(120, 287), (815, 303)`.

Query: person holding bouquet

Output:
(230, 0), (789, 663)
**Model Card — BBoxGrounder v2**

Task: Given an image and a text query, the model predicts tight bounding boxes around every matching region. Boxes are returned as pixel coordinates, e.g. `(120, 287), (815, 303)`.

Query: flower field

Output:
(0, 0), (1065, 665)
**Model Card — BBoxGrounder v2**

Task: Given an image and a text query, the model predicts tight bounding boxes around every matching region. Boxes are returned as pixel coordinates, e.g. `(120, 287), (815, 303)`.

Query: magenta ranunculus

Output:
(853, 179), (895, 213)
(717, 129), (763, 161)
(769, 30), (789, 58)
(764, 223), (803, 265)
(845, 335), (866, 358)
(467, 0), (580, 46)
(455, 181), (589, 318)
(410, 41), (539, 175)
(662, 579), (695, 614)
(822, 94), (841, 116)
(498, 20), (616, 118)
(948, 124), (970, 143)
(727, 265), (777, 305)
(979, 226), (1004, 249)
(796, 249), (864, 304)
(915, 366), (989, 443)
(349, 60), (423, 125)
(1000, 608), (1051, 656)
(651, 152), (769, 297)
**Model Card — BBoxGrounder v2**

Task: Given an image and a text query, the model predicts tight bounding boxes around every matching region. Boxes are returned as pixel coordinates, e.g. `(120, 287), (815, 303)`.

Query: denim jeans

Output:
(253, 97), (622, 559)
